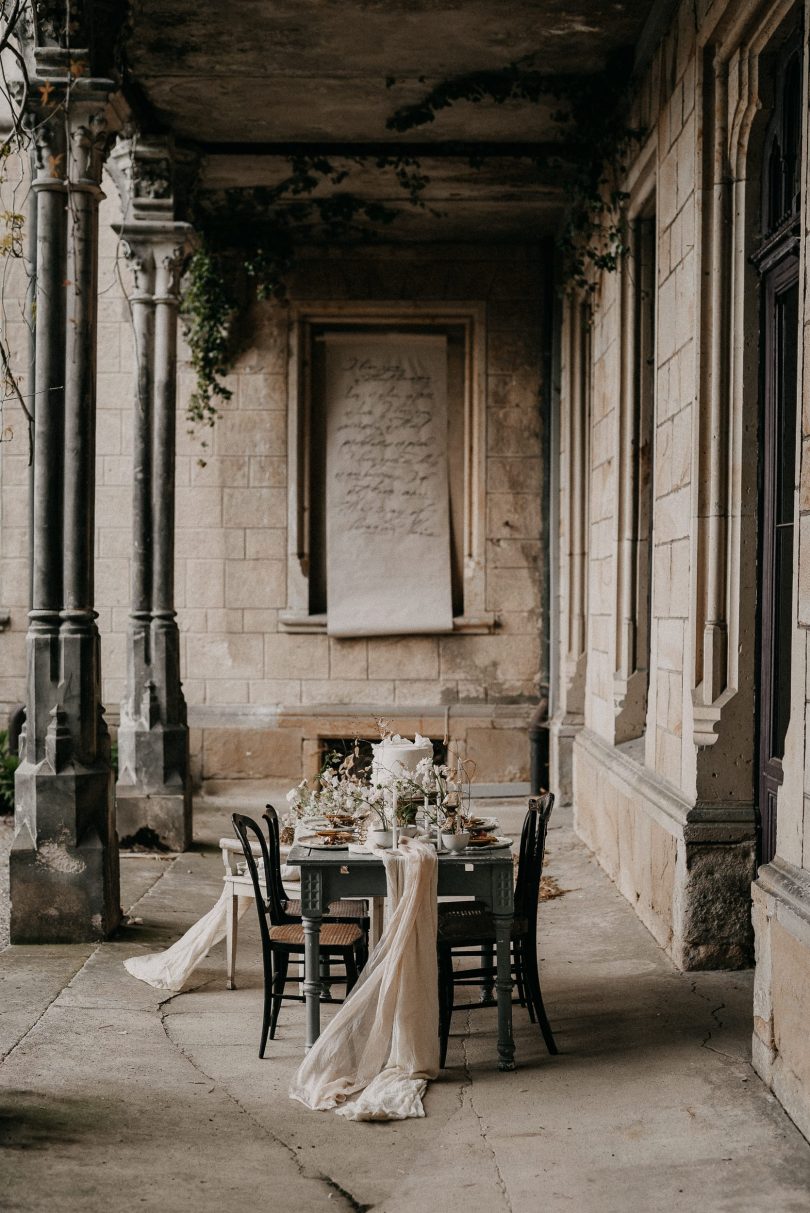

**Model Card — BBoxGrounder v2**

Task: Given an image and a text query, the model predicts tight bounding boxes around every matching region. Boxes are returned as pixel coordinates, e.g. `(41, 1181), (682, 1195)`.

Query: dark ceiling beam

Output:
(199, 140), (566, 160)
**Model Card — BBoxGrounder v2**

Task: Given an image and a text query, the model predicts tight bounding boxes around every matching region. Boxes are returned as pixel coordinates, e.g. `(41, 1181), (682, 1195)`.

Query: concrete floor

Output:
(2, 796), (810, 1212)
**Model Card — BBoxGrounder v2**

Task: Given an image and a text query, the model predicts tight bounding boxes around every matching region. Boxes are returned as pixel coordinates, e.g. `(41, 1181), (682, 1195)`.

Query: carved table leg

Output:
(491, 859), (516, 1071)
(303, 912), (322, 1050)
(494, 912), (516, 1071)
(301, 866), (324, 1051)
(480, 942), (495, 1004)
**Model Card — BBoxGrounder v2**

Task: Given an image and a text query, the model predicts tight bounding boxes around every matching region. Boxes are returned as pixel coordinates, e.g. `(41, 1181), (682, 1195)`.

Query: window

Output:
(753, 37), (802, 865)
(614, 198), (656, 742)
(281, 304), (492, 635)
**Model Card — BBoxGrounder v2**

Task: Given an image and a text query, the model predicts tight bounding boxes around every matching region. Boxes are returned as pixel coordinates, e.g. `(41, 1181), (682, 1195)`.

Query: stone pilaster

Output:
(109, 137), (193, 850)
(10, 61), (121, 942)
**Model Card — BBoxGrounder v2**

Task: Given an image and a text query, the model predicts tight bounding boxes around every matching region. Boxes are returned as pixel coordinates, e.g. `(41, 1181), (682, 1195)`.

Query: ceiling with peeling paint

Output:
(124, 0), (656, 237)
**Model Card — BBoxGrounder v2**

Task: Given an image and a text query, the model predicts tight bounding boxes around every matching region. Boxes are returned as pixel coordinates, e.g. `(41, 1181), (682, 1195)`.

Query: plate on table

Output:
(297, 834), (354, 850)
(465, 817), (499, 831)
(463, 836), (512, 851)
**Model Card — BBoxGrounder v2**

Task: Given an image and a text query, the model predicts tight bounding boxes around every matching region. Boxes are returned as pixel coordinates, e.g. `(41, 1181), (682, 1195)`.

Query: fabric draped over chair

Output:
(290, 837), (439, 1121)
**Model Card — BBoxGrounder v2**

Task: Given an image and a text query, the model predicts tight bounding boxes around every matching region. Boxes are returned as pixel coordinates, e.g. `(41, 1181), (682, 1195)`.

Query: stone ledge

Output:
(755, 859), (810, 947)
(187, 702), (534, 728)
(574, 727), (755, 843)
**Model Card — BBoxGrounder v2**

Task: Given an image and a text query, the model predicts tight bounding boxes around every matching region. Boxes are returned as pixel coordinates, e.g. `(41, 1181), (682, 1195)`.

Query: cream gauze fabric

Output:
(290, 837), (439, 1121)
(123, 888), (251, 992)
(123, 859), (299, 992)
(323, 333), (454, 637)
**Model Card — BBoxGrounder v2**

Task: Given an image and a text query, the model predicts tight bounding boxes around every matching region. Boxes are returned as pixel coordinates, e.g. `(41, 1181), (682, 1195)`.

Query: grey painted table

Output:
(286, 843), (517, 1071)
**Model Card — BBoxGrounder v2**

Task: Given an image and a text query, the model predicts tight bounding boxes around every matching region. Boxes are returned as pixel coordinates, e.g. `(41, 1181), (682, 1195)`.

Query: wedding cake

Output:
(371, 734), (433, 786)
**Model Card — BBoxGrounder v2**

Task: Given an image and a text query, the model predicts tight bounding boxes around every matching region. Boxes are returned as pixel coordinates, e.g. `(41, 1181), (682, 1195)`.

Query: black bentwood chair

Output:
(436, 792), (557, 1067)
(262, 805), (369, 966)
(232, 811), (365, 1058)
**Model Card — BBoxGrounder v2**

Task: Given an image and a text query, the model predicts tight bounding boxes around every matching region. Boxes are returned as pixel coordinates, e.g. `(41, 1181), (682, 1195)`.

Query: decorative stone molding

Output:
(108, 136), (180, 224)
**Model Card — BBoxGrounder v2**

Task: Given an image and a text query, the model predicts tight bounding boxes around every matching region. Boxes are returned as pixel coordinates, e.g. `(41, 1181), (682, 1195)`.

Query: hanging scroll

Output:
(323, 332), (454, 637)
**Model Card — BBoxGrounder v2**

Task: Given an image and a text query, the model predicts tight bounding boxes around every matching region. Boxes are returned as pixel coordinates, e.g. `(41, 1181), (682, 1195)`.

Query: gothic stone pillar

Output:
(110, 139), (192, 850)
(10, 67), (120, 943)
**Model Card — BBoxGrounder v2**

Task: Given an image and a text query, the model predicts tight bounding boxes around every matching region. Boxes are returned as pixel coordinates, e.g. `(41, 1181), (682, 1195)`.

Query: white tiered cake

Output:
(370, 734), (433, 786)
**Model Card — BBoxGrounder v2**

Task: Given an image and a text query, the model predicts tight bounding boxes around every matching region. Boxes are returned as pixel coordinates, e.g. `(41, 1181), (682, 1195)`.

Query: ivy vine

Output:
(181, 153), (433, 439)
(385, 58), (642, 292)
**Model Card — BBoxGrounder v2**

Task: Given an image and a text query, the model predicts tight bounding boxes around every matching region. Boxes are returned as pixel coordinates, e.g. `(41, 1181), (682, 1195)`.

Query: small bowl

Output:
(400, 825), (419, 838)
(369, 828), (393, 848)
(441, 831), (471, 853)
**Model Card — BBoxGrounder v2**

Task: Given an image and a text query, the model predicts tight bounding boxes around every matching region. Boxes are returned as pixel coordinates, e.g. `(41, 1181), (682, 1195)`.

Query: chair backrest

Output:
(514, 792), (555, 928)
(261, 804), (296, 925)
(231, 813), (274, 964)
(232, 810), (295, 929)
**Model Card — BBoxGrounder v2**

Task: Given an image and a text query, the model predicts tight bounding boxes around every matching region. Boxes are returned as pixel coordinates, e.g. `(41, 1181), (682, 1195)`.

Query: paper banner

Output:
(323, 333), (454, 637)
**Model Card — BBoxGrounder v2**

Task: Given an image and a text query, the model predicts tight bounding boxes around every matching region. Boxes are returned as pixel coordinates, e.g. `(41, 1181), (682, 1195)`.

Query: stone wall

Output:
(557, 0), (763, 977)
(0, 172), (548, 783)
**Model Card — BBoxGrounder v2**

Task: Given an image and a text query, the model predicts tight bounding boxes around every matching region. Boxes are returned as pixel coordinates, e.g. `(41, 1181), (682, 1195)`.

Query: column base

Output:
(549, 712), (582, 807)
(116, 719), (192, 850)
(574, 727), (755, 970)
(116, 787), (192, 852)
(10, 762), (120, 944)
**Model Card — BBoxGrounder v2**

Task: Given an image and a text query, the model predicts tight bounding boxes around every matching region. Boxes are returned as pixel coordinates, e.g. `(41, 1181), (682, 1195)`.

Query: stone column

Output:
(10, 75), (120, 943)
(110, 138), (193, 850)
(549, 297), (589, 805)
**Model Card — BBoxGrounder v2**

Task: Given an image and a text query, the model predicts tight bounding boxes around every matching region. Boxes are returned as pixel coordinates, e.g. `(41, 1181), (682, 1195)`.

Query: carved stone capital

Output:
(66, 102), (109, 186)
(32, 111), (67, 185)
(116, 221), (194, 302)
(108, 136), (177, 223)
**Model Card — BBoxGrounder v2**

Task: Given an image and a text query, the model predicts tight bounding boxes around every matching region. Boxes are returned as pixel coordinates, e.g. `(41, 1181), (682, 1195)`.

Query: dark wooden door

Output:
(754, 36), (802, 868)
(758, 256), (798, 865)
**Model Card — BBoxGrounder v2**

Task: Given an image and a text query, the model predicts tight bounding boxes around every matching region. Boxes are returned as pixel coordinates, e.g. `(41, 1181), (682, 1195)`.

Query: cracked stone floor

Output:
(3, 794), (810, 1212)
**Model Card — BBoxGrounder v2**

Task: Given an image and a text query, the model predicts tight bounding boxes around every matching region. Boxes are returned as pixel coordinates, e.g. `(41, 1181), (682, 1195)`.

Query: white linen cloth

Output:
(123, 887), (251, 992)
(123, 853), (299, 993)
(289, 836), (439, 1121)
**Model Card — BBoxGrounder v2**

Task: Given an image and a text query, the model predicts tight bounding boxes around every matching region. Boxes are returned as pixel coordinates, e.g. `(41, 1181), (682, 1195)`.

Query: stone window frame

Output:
(279, 300), (494, 635)
(614, 140), (657, 745)
(691, 0), (799, 754)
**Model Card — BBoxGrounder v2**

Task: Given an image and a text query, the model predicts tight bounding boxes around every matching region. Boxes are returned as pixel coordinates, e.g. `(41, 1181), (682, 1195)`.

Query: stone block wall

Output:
(560, 0), (760, 977)
(0, 170), (547, 782)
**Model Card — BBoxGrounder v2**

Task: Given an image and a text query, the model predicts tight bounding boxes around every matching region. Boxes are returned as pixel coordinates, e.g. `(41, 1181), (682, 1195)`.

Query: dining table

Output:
(285, 840), (517, 1071)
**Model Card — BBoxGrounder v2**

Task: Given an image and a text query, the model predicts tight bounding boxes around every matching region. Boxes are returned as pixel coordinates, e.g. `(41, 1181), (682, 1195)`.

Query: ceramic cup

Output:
(441, 831), (471, 852)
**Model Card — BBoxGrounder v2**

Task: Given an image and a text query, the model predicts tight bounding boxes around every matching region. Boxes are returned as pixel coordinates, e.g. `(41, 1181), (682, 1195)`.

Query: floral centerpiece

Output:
(282, 732), (475, 849)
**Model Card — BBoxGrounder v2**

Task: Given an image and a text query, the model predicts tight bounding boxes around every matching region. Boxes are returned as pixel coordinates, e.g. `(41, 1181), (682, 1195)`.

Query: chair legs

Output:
(438, 948), (454, 1067)
(436, 937), (557, 1063)
(259, 954), (274, 1059)
(259, 947), (363, 1054)
(521, 938), (557, 1054)
(345, 946), (359, 995)
(269, 952), (289, 1041)
(513, 945), (530, 1017)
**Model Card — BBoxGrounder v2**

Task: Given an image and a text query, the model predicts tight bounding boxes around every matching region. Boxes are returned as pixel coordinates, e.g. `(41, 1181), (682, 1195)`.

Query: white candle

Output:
(436, 790), (443, 852)
(392, 786), (399, 850)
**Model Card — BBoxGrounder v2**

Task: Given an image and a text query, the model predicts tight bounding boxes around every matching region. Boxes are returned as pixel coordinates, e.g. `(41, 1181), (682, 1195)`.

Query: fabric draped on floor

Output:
(290, 837), (439, 1121)
(123, 888), (252, 992)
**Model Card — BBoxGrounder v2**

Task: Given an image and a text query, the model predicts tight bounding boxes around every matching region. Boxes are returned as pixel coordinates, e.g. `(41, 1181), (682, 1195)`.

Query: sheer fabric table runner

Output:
(286, 843), (517, 1071)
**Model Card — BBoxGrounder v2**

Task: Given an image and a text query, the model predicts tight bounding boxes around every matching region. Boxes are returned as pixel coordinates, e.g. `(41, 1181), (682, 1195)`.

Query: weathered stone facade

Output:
(0, 200), (547, 785)
(550, 0), (810, 1143)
